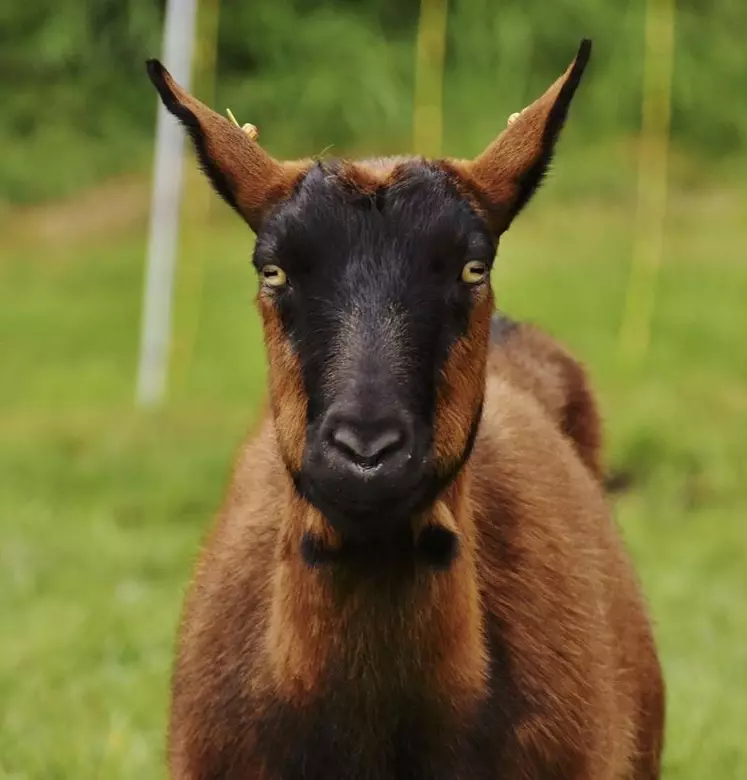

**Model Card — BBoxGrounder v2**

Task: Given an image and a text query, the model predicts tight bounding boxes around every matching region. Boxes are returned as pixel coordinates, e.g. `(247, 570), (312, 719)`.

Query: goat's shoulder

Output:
(471, 370), (615, 614)
(169, 413), (283, 746)
(183, 411), (285, 620)
(468, 378), (647, 775)
(200, 412), (285, 573)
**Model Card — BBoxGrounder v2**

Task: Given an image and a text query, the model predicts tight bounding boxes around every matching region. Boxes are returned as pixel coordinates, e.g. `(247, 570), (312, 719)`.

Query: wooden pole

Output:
(413, 0), (449, 157)
(619, 0), (676, 366)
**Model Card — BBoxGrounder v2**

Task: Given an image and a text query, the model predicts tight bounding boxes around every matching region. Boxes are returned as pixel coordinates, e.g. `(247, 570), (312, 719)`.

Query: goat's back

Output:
(487, 314), (603, 478)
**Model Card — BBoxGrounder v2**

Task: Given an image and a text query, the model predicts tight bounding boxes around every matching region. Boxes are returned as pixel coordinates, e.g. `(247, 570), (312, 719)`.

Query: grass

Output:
(0, 167), (745, 779)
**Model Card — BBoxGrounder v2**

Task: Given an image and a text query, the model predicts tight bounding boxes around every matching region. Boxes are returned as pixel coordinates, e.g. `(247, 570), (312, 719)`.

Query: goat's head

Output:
(147, 40), (591, 542)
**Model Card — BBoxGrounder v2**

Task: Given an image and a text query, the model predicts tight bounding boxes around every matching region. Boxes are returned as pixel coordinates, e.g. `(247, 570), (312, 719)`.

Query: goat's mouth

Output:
(293, 447), (447, 541)
(295, 462), (431, 538)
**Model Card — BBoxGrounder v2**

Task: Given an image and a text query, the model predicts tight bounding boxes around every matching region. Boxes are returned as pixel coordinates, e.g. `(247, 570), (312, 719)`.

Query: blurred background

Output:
(1, 0), (745, 777)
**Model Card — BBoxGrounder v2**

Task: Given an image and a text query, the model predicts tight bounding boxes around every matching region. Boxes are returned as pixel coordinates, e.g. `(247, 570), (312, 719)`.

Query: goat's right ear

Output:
(146, 60), (310, 232)
(448, 39), (591, 237)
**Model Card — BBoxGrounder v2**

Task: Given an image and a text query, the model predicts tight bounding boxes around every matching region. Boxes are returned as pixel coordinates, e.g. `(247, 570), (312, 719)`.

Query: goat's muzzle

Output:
(301, 399), (428, 538)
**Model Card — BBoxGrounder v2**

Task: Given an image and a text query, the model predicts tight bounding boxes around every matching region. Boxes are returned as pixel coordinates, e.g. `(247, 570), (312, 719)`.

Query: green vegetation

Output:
(1, 0), (746, 776)
(1, 163), (746, 776)
(2, 0), (747, 203)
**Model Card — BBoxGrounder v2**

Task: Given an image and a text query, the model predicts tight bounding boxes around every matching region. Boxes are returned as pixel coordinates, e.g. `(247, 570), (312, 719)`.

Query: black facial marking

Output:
(256, 159), (495, 539)
(300, 522), (461, 571)
(299, 531), (339, 567)
(300, 525), (414, 570)
(416, 525), (460, 569)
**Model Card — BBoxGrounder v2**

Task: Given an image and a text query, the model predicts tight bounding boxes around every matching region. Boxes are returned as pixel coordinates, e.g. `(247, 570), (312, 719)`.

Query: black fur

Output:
(300, 521), (460, 570)
(415, 525), (460, 569)
(256, 160), (495, 539)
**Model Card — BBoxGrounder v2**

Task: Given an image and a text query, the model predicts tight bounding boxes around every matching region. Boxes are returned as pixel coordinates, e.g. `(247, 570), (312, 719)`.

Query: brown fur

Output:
(332, 158), (412, 194)
(433, 288), (493, 465)
(447, 40), (591, 237)
(258, 296), (307, 472)
(167, 323), (664, 780)
(152, 39), (663, 780)
(146, 61), (311, 231)
(487, 320), (604, 479)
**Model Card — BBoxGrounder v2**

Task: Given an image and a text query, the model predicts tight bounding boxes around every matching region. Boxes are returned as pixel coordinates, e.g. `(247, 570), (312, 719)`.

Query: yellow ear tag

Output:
(226, 108), (259, 140)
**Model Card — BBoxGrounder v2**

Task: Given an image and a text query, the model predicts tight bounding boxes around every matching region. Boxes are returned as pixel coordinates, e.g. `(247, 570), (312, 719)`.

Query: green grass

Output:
(1, 173), (745, 779)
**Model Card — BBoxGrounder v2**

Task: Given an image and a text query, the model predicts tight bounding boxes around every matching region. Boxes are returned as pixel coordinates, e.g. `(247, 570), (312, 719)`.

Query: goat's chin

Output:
(291, 468), (461, 569)
(303, 487), (424, 541)
(294, 468), (439, 535)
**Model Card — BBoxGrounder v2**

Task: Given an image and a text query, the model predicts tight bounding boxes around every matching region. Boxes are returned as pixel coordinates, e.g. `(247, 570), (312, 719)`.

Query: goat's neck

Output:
(266, 468), (488, 711)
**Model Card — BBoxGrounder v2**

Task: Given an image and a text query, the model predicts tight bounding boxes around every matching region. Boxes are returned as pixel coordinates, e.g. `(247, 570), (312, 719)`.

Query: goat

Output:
(147, 38), (665, 780)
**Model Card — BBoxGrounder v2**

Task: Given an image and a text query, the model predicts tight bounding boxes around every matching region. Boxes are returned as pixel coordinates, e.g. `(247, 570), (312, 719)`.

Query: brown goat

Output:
(148, 39), (665, 780)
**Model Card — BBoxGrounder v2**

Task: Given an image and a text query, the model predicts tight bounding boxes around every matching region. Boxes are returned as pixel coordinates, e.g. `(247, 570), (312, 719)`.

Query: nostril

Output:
(330, 423), (405, 467)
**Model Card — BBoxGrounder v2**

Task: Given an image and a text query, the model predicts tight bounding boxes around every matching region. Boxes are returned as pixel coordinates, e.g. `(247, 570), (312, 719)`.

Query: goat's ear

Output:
(146, 60), (310, 232)
(452, 39), (591, 236)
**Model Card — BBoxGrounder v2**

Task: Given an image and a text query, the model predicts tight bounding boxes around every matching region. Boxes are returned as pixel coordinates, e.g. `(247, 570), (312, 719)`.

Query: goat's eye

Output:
(461, 260), (488, 285)
(260, 264), (288, 288)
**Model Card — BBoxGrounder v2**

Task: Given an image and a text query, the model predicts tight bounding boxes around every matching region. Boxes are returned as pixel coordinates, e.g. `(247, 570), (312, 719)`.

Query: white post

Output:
(136, 0), (199, 407)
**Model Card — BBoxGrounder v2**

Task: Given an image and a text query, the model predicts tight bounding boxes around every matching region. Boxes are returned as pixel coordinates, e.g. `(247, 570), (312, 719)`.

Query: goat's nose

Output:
(325, 412), (412, 470)
(331, 423), (404, 466)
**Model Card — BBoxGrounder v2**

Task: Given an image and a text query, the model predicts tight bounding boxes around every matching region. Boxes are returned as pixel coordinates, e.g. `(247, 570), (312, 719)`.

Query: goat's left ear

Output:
(450, 39), (591, 236)
(145, 60), (310, 233)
